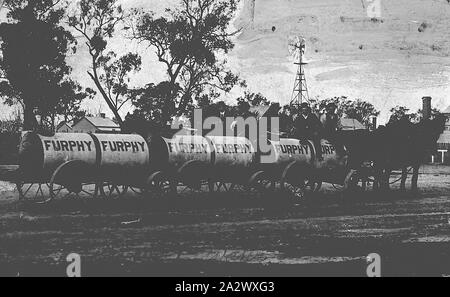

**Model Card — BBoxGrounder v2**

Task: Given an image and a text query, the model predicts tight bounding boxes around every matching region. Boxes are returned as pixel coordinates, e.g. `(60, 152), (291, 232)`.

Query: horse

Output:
(340, 114), (446, 192)
(374, 114), (447, 192)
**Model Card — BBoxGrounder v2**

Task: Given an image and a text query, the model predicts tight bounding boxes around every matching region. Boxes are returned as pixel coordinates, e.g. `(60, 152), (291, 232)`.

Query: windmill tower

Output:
(289, 37), (310, 106)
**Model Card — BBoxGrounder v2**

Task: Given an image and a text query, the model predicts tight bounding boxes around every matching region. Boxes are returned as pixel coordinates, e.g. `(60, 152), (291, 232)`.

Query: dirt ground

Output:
(0, 165), (449, 277)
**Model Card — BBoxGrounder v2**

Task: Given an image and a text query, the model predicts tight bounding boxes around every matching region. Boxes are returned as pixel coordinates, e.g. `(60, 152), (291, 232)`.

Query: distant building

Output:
(72, 113), (121, 134)
(339, 118), (366, 131)
(249, 103), (280, 120)
(56, 121), (72, 133)
(435, 106), (450, 164)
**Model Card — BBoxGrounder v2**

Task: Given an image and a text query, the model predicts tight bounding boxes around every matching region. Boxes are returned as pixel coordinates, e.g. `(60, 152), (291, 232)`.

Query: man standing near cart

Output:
(320, 102), (345, 155)
(292, 102), (324, 161)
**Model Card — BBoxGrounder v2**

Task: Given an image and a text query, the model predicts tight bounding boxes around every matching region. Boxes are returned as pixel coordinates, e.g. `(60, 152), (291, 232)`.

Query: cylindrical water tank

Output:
(19, 132), (150, 182)
(207, 136), (257, 183)
(147, 134), (212, 173)
(19, 132), (97, 177)
(268, 138), (314, 166)
(92, 133), (149, 170)
(208, 136), (256, 167)
(316, 139), (348, 170)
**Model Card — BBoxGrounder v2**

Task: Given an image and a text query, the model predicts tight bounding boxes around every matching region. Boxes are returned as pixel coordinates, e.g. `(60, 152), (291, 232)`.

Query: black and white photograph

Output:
(0, 0), (450, 283)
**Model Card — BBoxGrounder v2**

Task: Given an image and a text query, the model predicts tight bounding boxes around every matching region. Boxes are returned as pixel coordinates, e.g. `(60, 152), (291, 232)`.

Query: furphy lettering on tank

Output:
(100, 141), (146, 153)
(214, 143), (253, 154)
(167, 142), (209, 154)
(322, 145), (336, 155)
(43, 140), (93, 152)
(275, 144), (310, 155)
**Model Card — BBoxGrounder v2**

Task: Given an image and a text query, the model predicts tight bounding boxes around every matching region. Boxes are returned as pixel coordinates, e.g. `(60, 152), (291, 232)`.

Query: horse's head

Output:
(432, 114), (447, 135)
(417, 114), (447, 152)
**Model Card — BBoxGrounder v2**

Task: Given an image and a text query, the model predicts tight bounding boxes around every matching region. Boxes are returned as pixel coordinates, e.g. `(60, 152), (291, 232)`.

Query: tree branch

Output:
(38, 0), (62, 18)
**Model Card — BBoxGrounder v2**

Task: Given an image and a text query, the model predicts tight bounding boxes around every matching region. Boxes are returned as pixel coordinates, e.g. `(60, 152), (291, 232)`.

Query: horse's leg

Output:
(381, 168), (391, 191)
(373, 164), (386, 191)
(400, 167), (408, 191)
(411, 164), (420, 192)
(372, 177), (379, 191)
(375, 168), (385, 191)
(371, 164), (381, 191)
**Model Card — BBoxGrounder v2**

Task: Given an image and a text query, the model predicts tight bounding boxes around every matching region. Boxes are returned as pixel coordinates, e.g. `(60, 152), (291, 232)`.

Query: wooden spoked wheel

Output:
(178, 181), (213, 194)
(280, 162), (319, 200)
(50, 182), (99, 201)
(49, 161), (99, 203)
(343, 169), (371, 192)
(146, 171), (175, 197)
(99, 183), (129, 199)
(211, 182), (235, 192)
(128, 186), (145, 196)
(312, 181), (323, 193)
(177, 161), (210, 194)
(281, 179), (319, 200)
(16, 182), (52, 204)
(248, 171), (276, 194)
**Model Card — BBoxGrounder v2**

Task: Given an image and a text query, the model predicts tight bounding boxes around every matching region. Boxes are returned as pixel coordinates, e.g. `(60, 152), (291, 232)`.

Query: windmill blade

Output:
(288, 45), (297, 57)
(288, 35), (307, 60)
(288, 35), (302, 57)
(288, 36), (298, 50)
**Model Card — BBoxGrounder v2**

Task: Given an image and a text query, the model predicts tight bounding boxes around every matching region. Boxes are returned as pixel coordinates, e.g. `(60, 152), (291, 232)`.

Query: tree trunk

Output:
(177, 93), (192, 116)
(22, 104), (37, 132)
(51, 114), (55, 134)
(88, 71), (124, 128)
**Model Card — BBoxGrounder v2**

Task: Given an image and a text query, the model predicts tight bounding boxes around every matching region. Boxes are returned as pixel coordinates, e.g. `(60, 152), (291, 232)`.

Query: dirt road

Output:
(0, 166), (449, 277)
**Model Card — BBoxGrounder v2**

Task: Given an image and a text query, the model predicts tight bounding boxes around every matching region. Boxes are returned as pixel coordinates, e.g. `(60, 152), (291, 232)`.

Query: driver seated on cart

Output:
(292, 102), (324, 161)
(320, 102), (345, 156)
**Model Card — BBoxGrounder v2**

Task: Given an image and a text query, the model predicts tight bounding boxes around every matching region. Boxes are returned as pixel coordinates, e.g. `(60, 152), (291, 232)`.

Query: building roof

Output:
(443, 106), (450, 114)
(84, 116), (120, 128)
(56, 121), (72, 130)
(86, 117), (120, 128)
(249, 103), (280, 120)
(72, 116), (121, 132)
(249, 106), (271, 119)
(438, 131), (450, 144)
(340, 118), (366, 131)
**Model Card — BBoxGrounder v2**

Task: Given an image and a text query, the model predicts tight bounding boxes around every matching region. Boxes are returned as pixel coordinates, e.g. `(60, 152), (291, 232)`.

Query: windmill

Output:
(289, 36), (310, 106)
